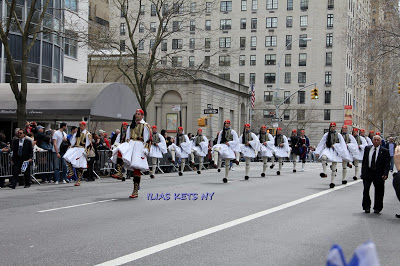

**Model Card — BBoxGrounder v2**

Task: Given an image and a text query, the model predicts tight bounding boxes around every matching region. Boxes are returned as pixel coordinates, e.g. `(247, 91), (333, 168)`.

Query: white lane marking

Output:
(96, 180), (362, 266)
(38, 199), (118, 213)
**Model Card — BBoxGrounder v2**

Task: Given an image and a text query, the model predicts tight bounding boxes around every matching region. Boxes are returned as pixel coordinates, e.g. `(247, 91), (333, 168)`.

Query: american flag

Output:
(250, 82), (255, 109)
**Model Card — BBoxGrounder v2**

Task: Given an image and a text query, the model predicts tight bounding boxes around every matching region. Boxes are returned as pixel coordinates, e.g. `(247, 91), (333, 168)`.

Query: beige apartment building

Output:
(103, 0), (373, 144)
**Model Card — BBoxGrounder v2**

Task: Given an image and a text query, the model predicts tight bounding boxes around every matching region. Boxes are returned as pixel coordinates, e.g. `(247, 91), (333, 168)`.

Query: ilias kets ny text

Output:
(147, 192), (215, 200)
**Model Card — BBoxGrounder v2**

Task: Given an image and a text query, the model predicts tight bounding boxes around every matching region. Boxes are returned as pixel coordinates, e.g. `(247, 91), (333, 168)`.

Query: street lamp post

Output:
(275, 38), (312, 126)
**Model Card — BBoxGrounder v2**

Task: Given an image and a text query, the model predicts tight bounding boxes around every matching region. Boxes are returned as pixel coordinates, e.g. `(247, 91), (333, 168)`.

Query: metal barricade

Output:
(0, 152), (13, 178)
(97, 150), (116, 173)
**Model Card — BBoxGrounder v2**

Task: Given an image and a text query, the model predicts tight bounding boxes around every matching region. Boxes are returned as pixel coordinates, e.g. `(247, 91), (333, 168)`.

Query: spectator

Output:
(12, 128), (21, 141)
(26, 132), (34, 143)
(9, 129), (33, 189)
(111, 129), (120, 145)
(85, 136), (99, 182)
(52, 122), (68, 184)
(35, 125), (46, 147)
(0, 133), (10, 188)
(67, 126), (77, 141)
(96, 130), (109, 150)
(385, 137), (396, 172)
(104, 133), (111, 149)
(30, 122), (38, 134)
(40, 135), (53, 183)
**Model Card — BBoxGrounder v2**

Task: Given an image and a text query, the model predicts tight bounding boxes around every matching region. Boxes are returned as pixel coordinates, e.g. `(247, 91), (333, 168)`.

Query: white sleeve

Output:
(143, 125), (150, 143)
(70, 132), (77, 147)
(315, 133), (328, 155)
(217, 130), (222, 144)
(126, 126), (131, 142)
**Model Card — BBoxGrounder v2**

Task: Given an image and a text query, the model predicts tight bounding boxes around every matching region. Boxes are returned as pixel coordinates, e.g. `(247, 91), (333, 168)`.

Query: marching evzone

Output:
(239, 124), (261, 180)
(297, 130), (310, 172)
(273, 127), (290, 176)
(168, 127), (192, 176)
(289, 129), (300, 173)
(64, 121), (92, 186)
(149, 125), (167, 179)
(360, 129), (372, 146)
(340, 125), (354, 185)
(366, 130), (374, 145)
(258, 125), (275, 177)
(315, 122), (352, 188)
(111, 122), (128, 181)
(190, 129), (209, 174)
(211, 120), (240, 183)
(347, 128), (368, 181)
(112, 109), (151, 198)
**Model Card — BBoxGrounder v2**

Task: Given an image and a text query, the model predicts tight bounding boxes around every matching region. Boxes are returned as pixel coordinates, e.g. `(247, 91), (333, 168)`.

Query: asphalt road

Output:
(1, 162), (399, 266)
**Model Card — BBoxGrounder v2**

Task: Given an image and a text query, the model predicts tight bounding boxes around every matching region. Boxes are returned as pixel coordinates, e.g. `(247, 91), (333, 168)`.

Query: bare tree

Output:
(0, 0), (51, 128)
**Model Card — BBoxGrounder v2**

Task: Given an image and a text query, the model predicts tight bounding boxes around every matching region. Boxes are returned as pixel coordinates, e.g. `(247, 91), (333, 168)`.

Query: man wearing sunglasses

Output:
(9, 130), (33, 189)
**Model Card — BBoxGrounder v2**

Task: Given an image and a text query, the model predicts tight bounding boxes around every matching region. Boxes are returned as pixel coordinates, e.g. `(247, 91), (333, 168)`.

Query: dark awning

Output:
(0, 83), (140, 121)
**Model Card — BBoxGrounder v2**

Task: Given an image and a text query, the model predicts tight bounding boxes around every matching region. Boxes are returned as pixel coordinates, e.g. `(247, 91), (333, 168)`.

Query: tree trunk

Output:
(16, 90), (27, 129)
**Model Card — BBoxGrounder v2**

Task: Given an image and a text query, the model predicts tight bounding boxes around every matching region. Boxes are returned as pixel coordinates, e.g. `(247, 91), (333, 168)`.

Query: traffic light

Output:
(398, 82), (400, 94)
(311, 88), (319, 100)
(197, 117), (207, 127)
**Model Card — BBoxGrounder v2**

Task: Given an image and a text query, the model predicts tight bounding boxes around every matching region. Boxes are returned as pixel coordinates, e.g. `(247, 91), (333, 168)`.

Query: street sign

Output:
(204, 109), (218, 114)
(172, 105), (181, 111)
(271, 118), (282, 122)
(207, 104), (213, 109)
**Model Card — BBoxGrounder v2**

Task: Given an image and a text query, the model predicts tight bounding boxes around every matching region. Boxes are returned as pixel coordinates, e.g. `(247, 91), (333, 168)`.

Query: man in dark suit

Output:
(361, 135), (390, 214)
(392, 146), (400, 218)
(9, 129), (33, 189)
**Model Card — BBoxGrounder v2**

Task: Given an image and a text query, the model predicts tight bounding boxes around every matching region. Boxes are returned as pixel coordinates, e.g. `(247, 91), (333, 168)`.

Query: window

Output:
(205, 38), (211, 49)
(205, 20), (211, 31)
(121, 5), (127, 17)
(239, 73), (245, 84)
(251, 36), (257, 47)
(219, 73), (230, 80)
(325, 91), (331, 104)
(267, 0), (278, 10)
(286, 35), (292, 49)
(264, 110), (274, 118)
(298, 72), (306, 83)
(173, 3), (183, 14)
(191, 2), (196, 13)
(220, 19), (232, 30)
(250, 55), (256, 65)
(190, 20), (196, 31)
(151, 4), (157, 16)
(284, 73), (291, 84)
(328, 0), (334, 9)
(65, 0), (78, 11)
(287, 0), (293, 10)
(150, 39), (155, 49)
(240, 18), (247, 29)
(264, 73), (276, 83)
(284, 110), (290, 120)
(265, 36), (277, 47)
(64, 76), (77, 83)
(239, 55), (246, 66)
(150, 22), (157, 32)
(161, 57), (167, 65)
(241, 0), (247, 11)
(162, 22), (168, 32)
(172, 39), (183, 49)
(240, 37), (246, 48)
(189, 38), (195, 49)
(286, 16), (293, 27)
(120, 23), (126, 35)
(206, 2), (212, 13)
(326, 33), (333, 47)
(326, 52), (332, 66)
(138, 40), (144, 50)
(285, 54), (291, 66)
(298, 92), (306, 104)
(189, 56), (195, 67)
(204, 56), (210, 67)
(284, 91), (290, 103)
(172, 21), (182, 32)
(140, 5), (145, 15)
(264, 91), (273, 102)
(251, 18), (257, 29)
(266, 17), (277, 28)
(250, 73), (256, 84)
(119, 40), (125, 52)
(299, 34), (308, 47)
(299, 53), (307, 66)
(297, 109), (305, 120)
(161, 40), (167, 51)
(324, 109), (331, 120)
(325, 71), (332, 84)
(265, 54), (276, 65)
(162, 3), (168, 15)
(300, 0), (308, 10)
(172, 56), (182, 67)
(220, 1), (232, 12)
(300, 16), (308, 27)
(252, 0), (258, 10)
(219, 37), (231, 48)
(219, 55), (231, 66)
(65, 31), (78, 58)
(327, 14), (333, 27)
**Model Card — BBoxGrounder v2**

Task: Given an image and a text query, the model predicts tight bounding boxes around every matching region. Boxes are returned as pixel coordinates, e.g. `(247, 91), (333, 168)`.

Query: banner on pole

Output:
(344, 105), (352, 126)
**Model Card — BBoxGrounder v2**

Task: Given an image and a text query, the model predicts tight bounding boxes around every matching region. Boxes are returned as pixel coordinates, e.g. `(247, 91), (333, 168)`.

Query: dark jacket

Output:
(361, 145), (390, 180)
(385, 142), (396, 154)
(289, 135), (300, 155)
(12, 138), (33, 162)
